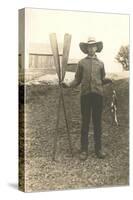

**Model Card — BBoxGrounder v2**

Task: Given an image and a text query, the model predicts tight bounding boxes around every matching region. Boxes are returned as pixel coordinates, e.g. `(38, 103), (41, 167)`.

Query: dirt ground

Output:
(20, 74), (129, 192)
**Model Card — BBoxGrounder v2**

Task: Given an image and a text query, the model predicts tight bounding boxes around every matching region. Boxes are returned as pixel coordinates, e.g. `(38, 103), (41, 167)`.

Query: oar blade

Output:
(62, 33), (72, 81)
(49, 33), (61, 80)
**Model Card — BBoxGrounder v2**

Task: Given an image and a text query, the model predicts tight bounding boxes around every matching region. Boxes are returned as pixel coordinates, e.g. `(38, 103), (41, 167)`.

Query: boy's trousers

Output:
(80, 92), (103, 153)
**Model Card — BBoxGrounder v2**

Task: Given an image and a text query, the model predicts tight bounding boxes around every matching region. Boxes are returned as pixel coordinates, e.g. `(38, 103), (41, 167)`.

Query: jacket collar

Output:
(86, 54), (97, 59)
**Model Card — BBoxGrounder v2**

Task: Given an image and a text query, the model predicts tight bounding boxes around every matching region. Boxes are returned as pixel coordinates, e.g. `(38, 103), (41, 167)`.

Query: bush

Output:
(115, 45), (129, 71)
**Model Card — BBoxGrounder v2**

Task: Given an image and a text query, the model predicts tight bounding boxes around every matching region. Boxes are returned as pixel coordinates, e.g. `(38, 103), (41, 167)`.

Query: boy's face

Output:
(87, 44), (97, 56)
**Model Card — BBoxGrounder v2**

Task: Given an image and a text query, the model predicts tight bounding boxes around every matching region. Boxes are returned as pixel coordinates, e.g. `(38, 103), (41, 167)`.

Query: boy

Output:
(62, 37), (112, 160)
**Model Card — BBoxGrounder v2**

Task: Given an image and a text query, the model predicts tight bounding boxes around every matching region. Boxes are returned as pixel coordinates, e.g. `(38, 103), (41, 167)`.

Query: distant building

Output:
(19, 43), (79, 71)
(28, 43), (63, 70)
(19, 43), (78, 81)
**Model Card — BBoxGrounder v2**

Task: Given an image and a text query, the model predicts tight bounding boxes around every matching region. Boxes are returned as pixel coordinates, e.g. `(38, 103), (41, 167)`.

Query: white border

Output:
(0, 0), (132, 199)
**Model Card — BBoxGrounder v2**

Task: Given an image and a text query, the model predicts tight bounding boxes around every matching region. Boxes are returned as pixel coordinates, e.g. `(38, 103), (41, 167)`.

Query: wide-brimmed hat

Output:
(79, 37), (103, 53)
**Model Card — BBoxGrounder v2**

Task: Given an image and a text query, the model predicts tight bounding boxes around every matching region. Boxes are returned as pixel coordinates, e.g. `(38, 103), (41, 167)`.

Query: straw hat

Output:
(79, 37), (103, 53)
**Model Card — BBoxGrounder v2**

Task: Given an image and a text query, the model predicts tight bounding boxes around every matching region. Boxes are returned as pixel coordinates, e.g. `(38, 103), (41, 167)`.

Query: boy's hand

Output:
(61, 82), (70, 88)
(102, 78), (113, 85)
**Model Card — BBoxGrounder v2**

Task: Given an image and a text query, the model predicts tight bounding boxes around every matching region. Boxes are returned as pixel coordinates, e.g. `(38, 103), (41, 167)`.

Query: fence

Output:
(29, 53), (63, 69)
(19, 53), (77, 82)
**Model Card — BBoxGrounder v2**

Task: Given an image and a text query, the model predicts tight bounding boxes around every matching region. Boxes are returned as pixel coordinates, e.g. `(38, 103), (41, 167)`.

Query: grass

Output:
(19, 72), (129, 192)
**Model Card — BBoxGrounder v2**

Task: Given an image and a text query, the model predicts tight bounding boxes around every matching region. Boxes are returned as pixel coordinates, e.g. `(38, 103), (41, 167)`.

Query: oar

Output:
(61, 33), (73, 156)
(49, 33), (73, 160)
(61, 33), (72, 81)
(49, 33), (61, 82)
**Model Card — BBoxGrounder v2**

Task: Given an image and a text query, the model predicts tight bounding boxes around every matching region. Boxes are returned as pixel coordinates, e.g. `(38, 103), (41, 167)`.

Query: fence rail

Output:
(29, 53), (63, 69)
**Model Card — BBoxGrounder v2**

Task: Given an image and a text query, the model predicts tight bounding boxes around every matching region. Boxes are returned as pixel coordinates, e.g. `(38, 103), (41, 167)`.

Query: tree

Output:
(115, 45), (129, 71)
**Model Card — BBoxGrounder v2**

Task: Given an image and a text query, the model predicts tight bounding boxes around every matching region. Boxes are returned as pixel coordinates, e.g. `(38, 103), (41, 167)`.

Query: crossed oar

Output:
(49, 33), (73, 160)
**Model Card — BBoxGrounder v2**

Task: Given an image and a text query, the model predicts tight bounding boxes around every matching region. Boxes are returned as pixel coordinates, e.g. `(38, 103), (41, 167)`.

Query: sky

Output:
(25, 8), (129, 72)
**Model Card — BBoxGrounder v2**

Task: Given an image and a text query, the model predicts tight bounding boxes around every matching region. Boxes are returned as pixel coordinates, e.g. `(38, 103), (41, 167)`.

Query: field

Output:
(19, 72), (129, 192)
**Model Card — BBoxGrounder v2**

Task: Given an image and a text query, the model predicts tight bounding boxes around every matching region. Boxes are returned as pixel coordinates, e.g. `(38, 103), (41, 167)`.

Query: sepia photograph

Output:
(19, 8), (129, 192)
